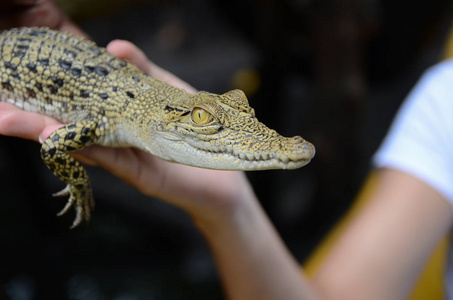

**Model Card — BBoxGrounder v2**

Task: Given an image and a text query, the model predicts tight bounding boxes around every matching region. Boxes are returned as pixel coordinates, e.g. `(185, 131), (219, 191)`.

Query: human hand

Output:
(0, 39), (256, 225)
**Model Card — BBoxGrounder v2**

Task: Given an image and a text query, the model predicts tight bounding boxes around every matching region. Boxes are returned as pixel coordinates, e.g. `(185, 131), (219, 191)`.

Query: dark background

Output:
(1, 0), (453, 299)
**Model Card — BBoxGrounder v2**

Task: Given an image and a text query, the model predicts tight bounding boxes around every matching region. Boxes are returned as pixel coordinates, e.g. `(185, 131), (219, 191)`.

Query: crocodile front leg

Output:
(40, 120), (99, 228)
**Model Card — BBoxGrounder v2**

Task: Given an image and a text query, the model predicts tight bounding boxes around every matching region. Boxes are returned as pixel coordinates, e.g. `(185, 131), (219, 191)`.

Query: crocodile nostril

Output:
(291, 136), (304, 143)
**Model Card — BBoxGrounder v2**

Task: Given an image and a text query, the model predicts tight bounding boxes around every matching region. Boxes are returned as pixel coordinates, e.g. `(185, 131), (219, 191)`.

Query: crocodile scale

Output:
(0, 27), (315, 228)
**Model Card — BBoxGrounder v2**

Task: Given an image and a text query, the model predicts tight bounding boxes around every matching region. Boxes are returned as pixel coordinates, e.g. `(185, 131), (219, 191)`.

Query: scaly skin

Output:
(0, 27), (315, 228)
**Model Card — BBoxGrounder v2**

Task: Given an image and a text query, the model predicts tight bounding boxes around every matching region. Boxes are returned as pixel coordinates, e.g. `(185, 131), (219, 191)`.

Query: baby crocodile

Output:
(0, 27), (315, 228)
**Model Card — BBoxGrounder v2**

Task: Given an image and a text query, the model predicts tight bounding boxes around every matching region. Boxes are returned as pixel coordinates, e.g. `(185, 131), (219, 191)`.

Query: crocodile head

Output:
(151, 89), (315, 170)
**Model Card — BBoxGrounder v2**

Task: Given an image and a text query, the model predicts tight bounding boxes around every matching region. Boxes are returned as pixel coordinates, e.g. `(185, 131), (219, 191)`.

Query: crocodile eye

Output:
(192, 107), (212, 124)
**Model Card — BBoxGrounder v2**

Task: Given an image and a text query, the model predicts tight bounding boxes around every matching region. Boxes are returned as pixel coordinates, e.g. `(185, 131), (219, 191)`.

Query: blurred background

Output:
(1, 0), (453, 299)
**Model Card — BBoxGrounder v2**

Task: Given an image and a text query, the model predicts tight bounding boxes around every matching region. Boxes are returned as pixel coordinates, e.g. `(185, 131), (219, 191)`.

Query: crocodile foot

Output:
(53, 184), (94, 229)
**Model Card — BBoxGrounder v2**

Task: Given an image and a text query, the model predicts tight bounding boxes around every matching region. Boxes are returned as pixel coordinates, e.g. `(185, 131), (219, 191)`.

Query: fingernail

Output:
(38, 135), (43, 144)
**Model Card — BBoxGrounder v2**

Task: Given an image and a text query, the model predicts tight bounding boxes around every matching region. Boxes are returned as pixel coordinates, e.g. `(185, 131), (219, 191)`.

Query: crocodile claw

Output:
(53, 184), (94, 229)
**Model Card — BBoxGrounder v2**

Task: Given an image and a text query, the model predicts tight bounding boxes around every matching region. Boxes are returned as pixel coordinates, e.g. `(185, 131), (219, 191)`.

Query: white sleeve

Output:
(373, 59), (453, 206)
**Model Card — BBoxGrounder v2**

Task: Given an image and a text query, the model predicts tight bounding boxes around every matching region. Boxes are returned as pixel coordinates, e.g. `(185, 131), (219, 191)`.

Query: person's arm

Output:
(313, 168), (453, 300)
(192, 181), (319, 300)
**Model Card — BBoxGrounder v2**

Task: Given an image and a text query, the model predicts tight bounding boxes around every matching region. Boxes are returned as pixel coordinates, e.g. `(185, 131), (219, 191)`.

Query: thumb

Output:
(39, 124), (64, 144)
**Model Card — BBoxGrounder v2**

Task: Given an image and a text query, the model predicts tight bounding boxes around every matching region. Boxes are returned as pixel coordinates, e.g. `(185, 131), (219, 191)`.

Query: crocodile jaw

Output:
(149, 133), (315, 171)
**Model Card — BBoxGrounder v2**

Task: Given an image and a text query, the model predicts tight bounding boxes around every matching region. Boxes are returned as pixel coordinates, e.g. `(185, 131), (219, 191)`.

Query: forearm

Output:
(194, 192), (318, 300)
(312, 169), (453, 300)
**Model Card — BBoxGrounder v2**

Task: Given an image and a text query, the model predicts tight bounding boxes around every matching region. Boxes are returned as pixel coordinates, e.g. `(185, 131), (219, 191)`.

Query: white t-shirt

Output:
(373, 59), (453, 298)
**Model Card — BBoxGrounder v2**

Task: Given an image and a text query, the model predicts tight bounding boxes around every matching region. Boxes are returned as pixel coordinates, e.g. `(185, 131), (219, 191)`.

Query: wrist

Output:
(189, 171), (259, 232)
(191, 176), (261, 239)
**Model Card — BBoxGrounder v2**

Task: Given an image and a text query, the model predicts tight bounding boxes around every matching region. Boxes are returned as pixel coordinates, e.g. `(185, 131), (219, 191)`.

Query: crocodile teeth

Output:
(246, 153), (255, 161)
(279, 154), (289, 163)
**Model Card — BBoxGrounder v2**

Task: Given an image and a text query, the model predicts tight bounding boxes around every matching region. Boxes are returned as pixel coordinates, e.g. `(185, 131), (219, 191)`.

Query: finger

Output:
(70, 147), (103, 166)
(147, 62), (198, 94)
(0, 103), (61, 142)
(39, 124), (65, 143)
(106, 40), (197, 94)
(106, 39), (150, 73)
(72, 146), (160, 193)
